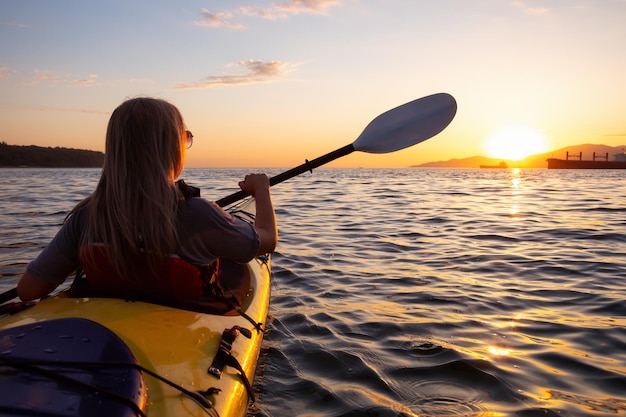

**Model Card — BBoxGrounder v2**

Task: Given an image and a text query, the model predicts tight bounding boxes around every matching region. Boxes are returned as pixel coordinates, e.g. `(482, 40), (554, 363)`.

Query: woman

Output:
(17, 97), (277, 304)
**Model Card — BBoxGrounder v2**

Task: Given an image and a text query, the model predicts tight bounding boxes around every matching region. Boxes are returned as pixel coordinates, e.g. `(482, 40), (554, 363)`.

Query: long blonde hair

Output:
(77, 97), (187, 280)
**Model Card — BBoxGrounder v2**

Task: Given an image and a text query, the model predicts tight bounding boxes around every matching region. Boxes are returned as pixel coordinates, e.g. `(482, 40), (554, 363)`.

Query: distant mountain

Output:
(0, 142), (104, 167)
(414, 144), (626, 168)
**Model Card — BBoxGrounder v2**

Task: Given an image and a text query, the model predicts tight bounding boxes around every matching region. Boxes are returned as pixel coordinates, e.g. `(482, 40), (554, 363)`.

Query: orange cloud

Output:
(0, 21), (31, 28)
(176, 60), (290, 89)
(0, 66), (16, 81)
(241, 0), (340, 19)
(193, 9), (244, 29)
(36, 107), (109, 115)
(22, 71), (100, 87)
(194, 0), (341, 28)
(511, 1), (549, 15)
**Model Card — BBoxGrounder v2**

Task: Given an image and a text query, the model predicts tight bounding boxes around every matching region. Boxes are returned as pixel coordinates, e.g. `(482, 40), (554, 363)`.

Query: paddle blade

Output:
(353, 93), (457, 154)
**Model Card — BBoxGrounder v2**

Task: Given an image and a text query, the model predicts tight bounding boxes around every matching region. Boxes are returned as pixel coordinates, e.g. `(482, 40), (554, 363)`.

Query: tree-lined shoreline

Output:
(0, 142), (104, 168)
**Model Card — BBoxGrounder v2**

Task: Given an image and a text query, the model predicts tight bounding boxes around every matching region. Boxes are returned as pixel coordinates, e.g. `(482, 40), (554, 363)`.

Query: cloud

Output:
(194, 0), (341, 28)
(0, 21), (31, 28)
(5, 68), (153, 87)
(238, 5), (288, 20)
(177, 60), (290, 89)
(35, 107), (109, 115)
(0, 66), (16, 81)
(241, 0), (340, 19)
(128, 77), (157, 84)
(193, 9), (244, 29)
(511, 1), (549, 15)
(275, 0), (340, 14)
(21, 71), (100, 87)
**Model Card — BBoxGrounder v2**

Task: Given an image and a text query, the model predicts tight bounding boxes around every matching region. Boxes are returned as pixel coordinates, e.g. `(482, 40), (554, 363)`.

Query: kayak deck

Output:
(0, 256), (271, 417)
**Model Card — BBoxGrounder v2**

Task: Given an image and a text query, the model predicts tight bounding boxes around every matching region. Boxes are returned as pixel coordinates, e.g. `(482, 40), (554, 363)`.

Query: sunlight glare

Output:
(483, 126), (549, 160)
(488, 345), (512, 357)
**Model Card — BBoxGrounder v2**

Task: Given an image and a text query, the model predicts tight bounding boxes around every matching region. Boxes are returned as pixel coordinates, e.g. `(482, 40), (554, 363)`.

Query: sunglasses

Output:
(185, 130), (193, 149)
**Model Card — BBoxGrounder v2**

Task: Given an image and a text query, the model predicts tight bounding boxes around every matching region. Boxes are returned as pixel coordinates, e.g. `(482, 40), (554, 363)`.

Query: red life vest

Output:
(74, 245), (251, 315)
(78, 245), (207, 305)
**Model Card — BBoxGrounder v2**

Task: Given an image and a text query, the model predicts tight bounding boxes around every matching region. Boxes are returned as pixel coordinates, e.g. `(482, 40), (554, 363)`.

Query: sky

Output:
(1, 0), (625, 168)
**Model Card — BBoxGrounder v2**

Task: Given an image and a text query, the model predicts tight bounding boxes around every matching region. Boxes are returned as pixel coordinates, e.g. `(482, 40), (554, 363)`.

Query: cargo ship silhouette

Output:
(547, 151), (626, 169)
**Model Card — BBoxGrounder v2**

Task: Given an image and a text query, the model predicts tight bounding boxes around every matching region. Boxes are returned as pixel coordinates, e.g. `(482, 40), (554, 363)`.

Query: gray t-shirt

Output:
(26, 198), (260, 285)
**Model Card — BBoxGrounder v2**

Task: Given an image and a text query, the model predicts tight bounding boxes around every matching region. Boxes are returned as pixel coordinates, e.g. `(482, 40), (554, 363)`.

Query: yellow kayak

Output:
(0, 255), (271, 417)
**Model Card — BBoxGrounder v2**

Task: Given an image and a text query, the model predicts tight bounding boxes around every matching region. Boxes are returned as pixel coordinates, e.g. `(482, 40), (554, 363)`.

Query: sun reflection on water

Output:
(510, 168), (522, 188)
(488, 345), (512, 357)
(508, 205), (520, 218)
(508, 168), (524, 221)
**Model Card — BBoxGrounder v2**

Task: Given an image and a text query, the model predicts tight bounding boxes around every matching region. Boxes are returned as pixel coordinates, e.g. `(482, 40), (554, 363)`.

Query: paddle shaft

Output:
(216, 144), (355, 207)
(0, 288), (18, 304)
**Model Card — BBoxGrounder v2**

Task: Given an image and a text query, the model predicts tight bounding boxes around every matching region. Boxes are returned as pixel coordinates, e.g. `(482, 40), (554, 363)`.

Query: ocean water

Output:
(1, 167), (625, 416)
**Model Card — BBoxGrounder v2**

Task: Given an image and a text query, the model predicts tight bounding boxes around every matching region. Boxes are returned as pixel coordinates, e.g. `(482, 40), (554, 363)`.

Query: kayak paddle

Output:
(216, 92), (457, 207)
(0, 288), (17, 304)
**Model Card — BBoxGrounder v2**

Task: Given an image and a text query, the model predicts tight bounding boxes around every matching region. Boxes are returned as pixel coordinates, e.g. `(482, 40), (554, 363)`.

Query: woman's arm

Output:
(16, 211), (83, 301)
(238, 174), (278, 255)
(17, 271), (59, 301)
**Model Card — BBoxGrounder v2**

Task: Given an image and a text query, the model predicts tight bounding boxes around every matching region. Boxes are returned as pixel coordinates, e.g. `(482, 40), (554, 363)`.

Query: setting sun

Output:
(483, 126), (549, 160)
